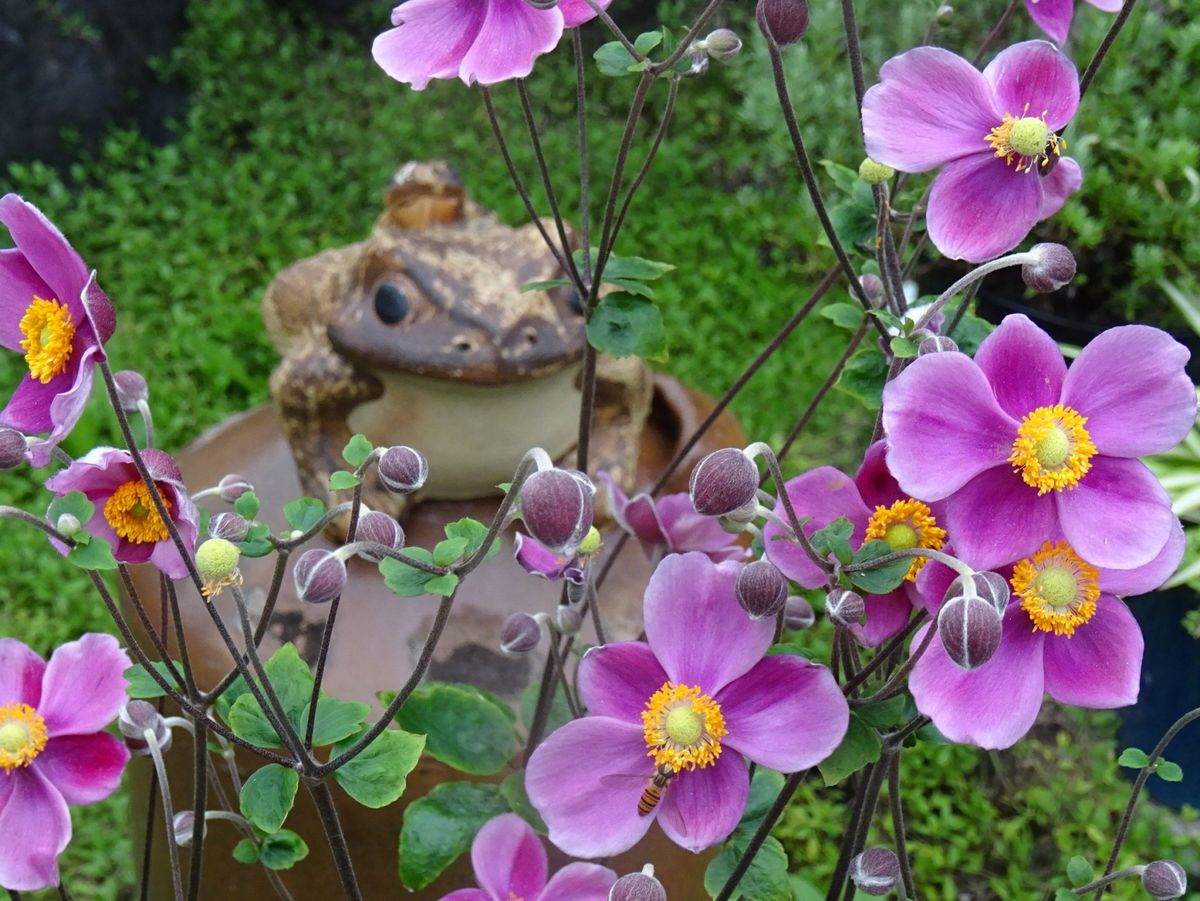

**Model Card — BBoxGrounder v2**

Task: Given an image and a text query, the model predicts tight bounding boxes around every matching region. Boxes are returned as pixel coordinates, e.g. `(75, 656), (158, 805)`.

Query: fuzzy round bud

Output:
(918, 335), (958, 356)
(1142, 860), (1187, 900)
(378, 445), (428, 493)
(858, 158), (895, 186)
(736, 559), (789, 620)
(945, 571), (1010, 614)
(850, 848), (900, 896)
(853, 273), (886, 305)
(0, 429), (27, 470)
(757, 0), (809, 46)
(826, 588), (866, 627)
(119, 701), (172, 756)
(556, 602), (585, 635)
(500, 612), (542, 657)
(1021, 243), (1076, 292)
(936, 2), (953, 19)
(690, 448), (760, 518)
(55, 513), (82, 537)
(112, 370), (149, 411)
(784, 595), (816, 631)
(578, 526), (602, 556)
(520, 468), (595, 555)
(197, 538), (241, 587)
(354, 510), (405, 563)
(208, 511), (249, 543)
(609, 867), (667, 901)
(218, 474), (253, 502)
(173, 811), (205, 848)
(704, 28), (743, 61)
(293, 549), (347, 604)
(937, 594), (1003, 670)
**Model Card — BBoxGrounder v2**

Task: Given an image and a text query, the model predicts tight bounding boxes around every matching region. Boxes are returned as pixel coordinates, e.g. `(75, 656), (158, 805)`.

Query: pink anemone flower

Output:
(882, 314), (1195, 572)
(372, 0), (610, 91)
(1025, 0), (1122, 45)
(45, 447), (198, 580)
(527, 552), (848, 857)
(763, 442), (945, 646)
(0, 194), (115, 467)
(0, 634), (131, 891)
(862, 41), (1083, 262)
(513, 532), (585, 583)
(441, 813), (615, 901)
(908, 521), (1184, 749)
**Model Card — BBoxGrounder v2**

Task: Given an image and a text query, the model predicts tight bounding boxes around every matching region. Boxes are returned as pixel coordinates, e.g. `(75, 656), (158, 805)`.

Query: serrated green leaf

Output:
(398, 782), (509, 890)
(283, 497), (326, 532)
(234, 491), (260, 519)
(342, 434), (373, 468)
(890, 336), (919, 358)
(259, 829), (308, 870)
(394, 682), (517, 775)
(432, 537), (468, 567)
(240, 764), (299, 834)
(124, 660), (182, 699)
(499, 771), (547, 833)
(67, 538), (119, 570)
(821, 302), (866, 330)
(604, 277), (656, 299)
(1067, 856), (1094, 887)
(1156, 759), (1184, 781)
(855, 693), (909, 730)
(1117, 747), (1150, 768)
(594, 41), (637, 77)
(304, 696), (370, 747)
(232, 839), (259, 865)
(809, 517), (854, 566)
(226, 644), (315, 748)
(849, 540), (913, 595)
(870, 309), (905, 331)
(836, 349), (888, 410)
(443, 518), (501, 562)
(740, 767), (786, 830)
(48, 491), (94, 528)
(819, 159), (861, 195)
(818, 715), (882, 786)
(332, 727), (425, 809)
(703, 834), (791, 901)
(589, 250), (675, 282)
(424, 573), (459, 596)
(329, 470), (360, 490)
(586, 293), (668, 362)
(379, 548), (441, 597)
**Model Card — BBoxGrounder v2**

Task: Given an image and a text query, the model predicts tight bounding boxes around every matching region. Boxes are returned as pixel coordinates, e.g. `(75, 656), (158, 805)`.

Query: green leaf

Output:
(1054, 889), (1078, 901)
(304, 696), (370, 748)
(226, 644), (315, 748)
(444, 518), (501, 562)
(214, 674), (251, 724)
(283, 497), (327, 533)
(239, 764), (299, 833)
(594, 41), (637, 77)
(125, 660), (182, 699)
(855, 693), (909, 730)
(1117, 747), (1150, 769)
(890, 336), (919, 358)
(228, 693), (288, 748)
(836, 349), (888, 410)
(870, 309), (906, 331)
(703, 834), (791, 901)
(380, 548), (444, 598)
(821, 302), (865, 330)
(342, 434), (373, 468)
(1067, 856), (1094, 887)
(521, 278), (572, 293)
(398, 782), (509, 890)
(234, 491), (260, 519)
(1156, 759), (1184, 782)
(595, 251), (675, 282)
(424, 573), (460, 596)
(48, 491), (94, 528)
(819, 159), (862, 196)
(740, 767), (785, 829)
(848, 540), (913, 595)
(395, 682), (516, 775)
(633, 30), (662, 54)
(586, 293), (668, 362)
(809, 517), (854, 566)
(332, 727), (425, 809)
(818, 715), (882, 786)
(604, 277), (656, 299)
(67, 538), (119, 570)
(432, 537), (468, 567)
(519, 681), (573, 738)
(238, 522), (273, 558)
(259, 829), (309, 870)
(329, 470), (360, 490)
(499, 770), (547, 833)
(231, 839), (259, 865)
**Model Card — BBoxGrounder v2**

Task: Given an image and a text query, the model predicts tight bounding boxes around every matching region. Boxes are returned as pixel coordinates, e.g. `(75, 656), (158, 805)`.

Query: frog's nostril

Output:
(523, 327), (539, 346)
(453, 338), (473, 353)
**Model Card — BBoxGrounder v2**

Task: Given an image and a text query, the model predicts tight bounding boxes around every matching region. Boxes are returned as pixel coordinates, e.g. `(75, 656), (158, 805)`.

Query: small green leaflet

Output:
(283, 497), (326, 533)
(586, 294), (668, 362)
(329, 470), (360, 490)
(342, 434), (373, 468)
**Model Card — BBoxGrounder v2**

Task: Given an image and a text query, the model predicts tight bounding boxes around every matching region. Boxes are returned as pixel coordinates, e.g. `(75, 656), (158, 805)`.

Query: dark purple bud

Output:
(112, 370), (149, 411)
(0, 429), (27, 469)
(704, 28), (743, 61)
(500, 612), (542, 656)
(520, 468), (595, 555)
(378, 445), (428, 493)
(756, 0), (810, 46)
(218, 474), (254, 502)
(556, 601), (585, 635)
(1142, 860), (1187, 899)
(1022, 243), (1076, 292)
(736, 559), (788, 620)
(208, 511), (249, 543)
(918, 335), (958, 356)
(784, 595), (816, 631)
(293, 549), (347, 604)
(119, 700), (172, 756)
(850, 848), (900, 896)
(690, 448), (760, 518)
(853, 273), (885, 305)
(945, 571), (1010, 614)
(609, 867), (667, 901)
(173, 811), (205, 847)
(937, 594), (1003, 671)
(826, 588), (865, 627)
(354, 510), (405, 563)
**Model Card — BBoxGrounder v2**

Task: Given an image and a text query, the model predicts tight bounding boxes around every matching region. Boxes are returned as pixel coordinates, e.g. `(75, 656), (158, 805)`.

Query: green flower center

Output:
(1008, 117), (1049, 157)
(1035, 427), (1070, 470)
(1034, 567), (1078, 608)
(883, 523), (918, 550)
(664, 705), (704, 747)
(0, 722), (28, 753)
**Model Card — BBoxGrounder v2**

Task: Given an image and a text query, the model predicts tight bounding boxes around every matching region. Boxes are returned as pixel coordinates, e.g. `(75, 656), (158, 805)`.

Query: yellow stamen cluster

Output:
(1012, 540), (1100, 637)
(19, 296), (75, 383)
(864, 499), (946, 581)
(642, 682), (727, 772)
(984, 105), (1065, 173)
(104, 479), (172, 543)
(1009, 404), (1097, 494)
(0, 703), (48, 772)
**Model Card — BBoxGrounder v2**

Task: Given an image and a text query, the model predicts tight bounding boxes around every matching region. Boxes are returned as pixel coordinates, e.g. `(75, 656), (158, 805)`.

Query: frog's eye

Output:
(374, 284), (411, 325)
(564, 287), (584, 316)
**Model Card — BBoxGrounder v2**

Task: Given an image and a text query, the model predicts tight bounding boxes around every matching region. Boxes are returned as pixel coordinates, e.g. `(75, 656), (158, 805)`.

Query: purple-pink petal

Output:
(1098, 518), (1185, 597)
(1024, 0), (1074, 43)
(33, 733), (128, 806)
(763, 467), (870, 588)
(0, 767), (72, 891)
(946, 465), (1057, 570)
(372, 0), (486, 90)
(2, 369), (70, 436)
(1041, 593), (1141, 708)
(536, 863), (617, 901)
(0, 194), (89, 319)
(440, 890), (490, 901)
(861, 47), (999, 172)
(973, 314), (1066, 420)
(471, 813), (546, 901)
(1056, 456), (1175, 570)
(558, 0), (609, 28)
(0, 249), (50, 352)
(526, 717), (655, 858)
(983, 41), (1079, 131)
(457, 0), (564, 87)
(643, 553), (772, 694)
(1039, 156), (1083, 219)
(656, 494), (745, 560)
(37, 633), (131, 738)
(715, 655), (849, 773)
(32, 345), (103, 468)
(927, 153), (1045, 262)
(882, 352), (1018, 500)
(854, 441), (904, 509)
(0, 639), (45, 708)
(656, 750), (748, 854)
(577, 642), (668, 722)
(513, 533), (576, 581)
(850, 588), (916, 648)
(1061, 325), (1196, 459)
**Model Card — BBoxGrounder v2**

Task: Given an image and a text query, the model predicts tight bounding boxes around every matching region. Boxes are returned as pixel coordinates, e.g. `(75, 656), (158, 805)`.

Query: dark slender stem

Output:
(714, 769), (811, 901)
(119, 565), (186, 692)
(840, 753), (890, 901)
(523, 646), (561, 766)
(652, 0), (723, 74)
(56, 883), (73, 901)
(306, 781), (362, 901)
(827, 757), (889, 901)
(1079, 0), (1138, 100)
(585, 0), (643, 57)
(577, 345), (599, 471)
(138, 760), (159, 901)
(884, 715), (931, 748)
(547, 630), (582, 718)
(163, 577), (196, 697)
(187, 720), (208, 901)
(841, 612), (927, 695)
(758, 448), (831, 573)
(972, 0), (1021, 64)
(573, 30), (592, 286)
(777, 321), (870, 460)
(888, 753), (916, 898)
(606, 77), (680, 250)
(851, 623), (939, 706)
(271, 504), (353, 551)
(585, 567), (608, 646)
(839, 0), (869, 116)
(147, 732), (185, 901)
(454, 454), (538, 577)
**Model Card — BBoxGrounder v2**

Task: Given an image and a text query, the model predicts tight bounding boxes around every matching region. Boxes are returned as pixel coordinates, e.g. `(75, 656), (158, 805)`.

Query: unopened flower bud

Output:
(756, 0), (809, 46)
(500, 612), (543, 656)
(378, 445), (428, 493)
(936, 2), (953, 20)
(208, 511), (248, 542)
(690, 448), (760, 518)
(784, 595), (816, 631)
(609, 865), (667, 901)
(1021, 243), (1076, 292)
(520, 468), (595, 555)
(55, 513), (82, 537)
(850, 848), (900, 896)
(826, 588), (865, 626)
(918, 335), (958, 356)
(112, 370), (149, 411)
(119, 701), (172, 756)
(354, 510), (405, 563)
(736, 559), (788, 620)
(218, 474), (253, 502)
(556, 602), (584, 635)
(0, 429), (27, 469)
(704, 28), (743, 61)
(858, 158), (895, 186)
(173, 811), (205, 847)
(196, 538), (242, 598)
(853, 273), (886, 305)
(1142, 860), (1187, 900)
(938, 594), (1003, 670)
(293, 549), (347, 604)
(946, 571), (1010, 614)
(578, 526), (602, 556)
